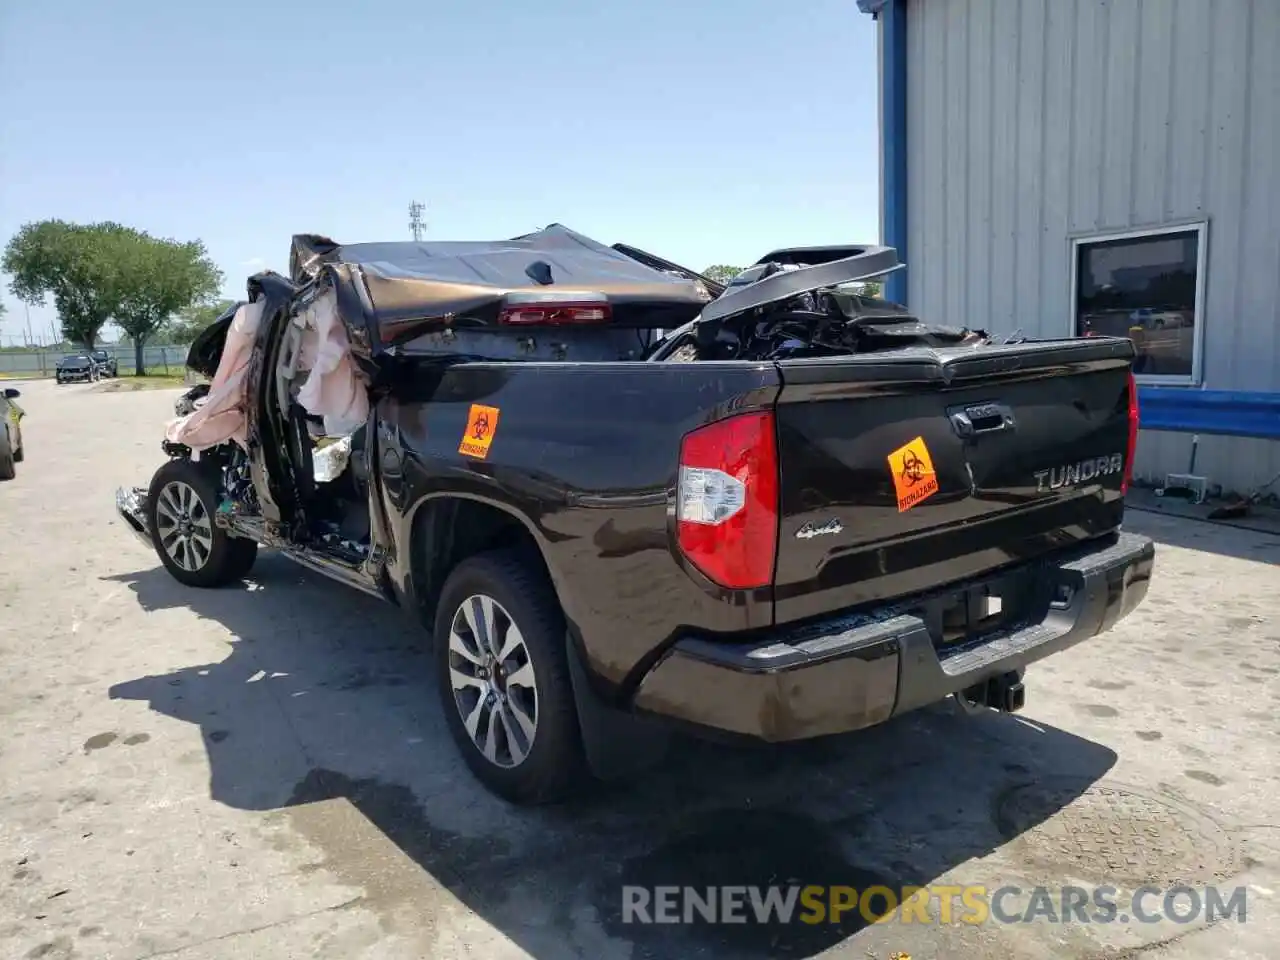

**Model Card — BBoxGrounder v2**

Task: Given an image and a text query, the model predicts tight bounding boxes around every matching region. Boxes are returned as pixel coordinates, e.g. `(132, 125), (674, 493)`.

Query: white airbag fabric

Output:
(312, 435), (353, 484)
(295, 290), (369, 437)
(165, 299), (265, 453)
(165, 290), (369, 454)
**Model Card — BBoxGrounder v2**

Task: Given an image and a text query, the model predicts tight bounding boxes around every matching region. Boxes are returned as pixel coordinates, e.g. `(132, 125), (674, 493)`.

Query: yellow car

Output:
(1, 387), (25, 480)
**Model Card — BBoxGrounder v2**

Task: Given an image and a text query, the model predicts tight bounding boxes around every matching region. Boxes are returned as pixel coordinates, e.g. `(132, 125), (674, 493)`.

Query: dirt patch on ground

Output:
(92, 376), (189, 393)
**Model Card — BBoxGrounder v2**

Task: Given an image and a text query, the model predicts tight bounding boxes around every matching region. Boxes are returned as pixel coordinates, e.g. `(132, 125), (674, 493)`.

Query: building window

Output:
(1072, 223), (1207, 385)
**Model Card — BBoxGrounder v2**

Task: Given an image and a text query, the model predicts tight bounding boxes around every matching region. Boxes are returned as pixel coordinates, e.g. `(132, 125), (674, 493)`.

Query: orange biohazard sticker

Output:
(888, 435), (940, 512)
(458, 404), (500, 459)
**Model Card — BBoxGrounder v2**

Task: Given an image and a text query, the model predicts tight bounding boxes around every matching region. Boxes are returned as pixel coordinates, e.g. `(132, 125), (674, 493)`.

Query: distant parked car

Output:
(1, 387), (24, 480)
(55, 354), (99, 384)
(90, 349), (118, 377)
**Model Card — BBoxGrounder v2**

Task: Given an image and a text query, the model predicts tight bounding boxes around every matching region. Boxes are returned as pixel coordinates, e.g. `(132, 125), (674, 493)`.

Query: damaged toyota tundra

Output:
(115, 225), (1154, 804)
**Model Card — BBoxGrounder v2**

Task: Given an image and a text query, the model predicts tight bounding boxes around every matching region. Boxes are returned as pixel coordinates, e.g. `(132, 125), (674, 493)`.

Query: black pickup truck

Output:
(91, 349), (118, 378)
(115, 226), (1153, 804)
(55, 353), (99, 384)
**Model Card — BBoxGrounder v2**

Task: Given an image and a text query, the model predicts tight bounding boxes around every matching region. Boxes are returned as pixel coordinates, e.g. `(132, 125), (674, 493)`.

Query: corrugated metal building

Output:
(861, 0), (1280, 495)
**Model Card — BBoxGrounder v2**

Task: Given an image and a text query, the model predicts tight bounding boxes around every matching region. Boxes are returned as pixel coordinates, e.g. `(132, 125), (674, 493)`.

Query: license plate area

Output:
(914, 567), (1046, 651)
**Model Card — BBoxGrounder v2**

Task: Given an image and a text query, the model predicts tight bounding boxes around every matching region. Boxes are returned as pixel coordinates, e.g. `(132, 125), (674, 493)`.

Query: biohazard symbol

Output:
(899, 448), (926, 486)
(888, 436), (939, 512)
(459, 404), (500, 459)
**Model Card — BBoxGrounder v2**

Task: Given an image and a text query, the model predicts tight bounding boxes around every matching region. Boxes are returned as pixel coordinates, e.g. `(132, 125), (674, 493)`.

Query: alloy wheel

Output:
(154, 480), (214, 572)
(447, 594), (539, 768)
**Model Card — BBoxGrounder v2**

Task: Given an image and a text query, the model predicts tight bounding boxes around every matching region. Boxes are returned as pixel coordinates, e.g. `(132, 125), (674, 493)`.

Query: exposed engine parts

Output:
(659, 275), (989, 363)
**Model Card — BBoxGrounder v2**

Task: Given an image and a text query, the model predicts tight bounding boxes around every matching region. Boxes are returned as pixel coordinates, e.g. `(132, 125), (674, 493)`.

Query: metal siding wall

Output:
(1014, 0), (1047, 333)
(944, 0), (969, 328)
(904, 0), (1280, 496)
(964, 0), (993, 332)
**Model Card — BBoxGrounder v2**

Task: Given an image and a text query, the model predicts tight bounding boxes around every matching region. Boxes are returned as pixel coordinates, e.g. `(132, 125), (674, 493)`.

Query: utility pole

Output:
(25, 304), (35, 348)
(408, 201), (426, 242)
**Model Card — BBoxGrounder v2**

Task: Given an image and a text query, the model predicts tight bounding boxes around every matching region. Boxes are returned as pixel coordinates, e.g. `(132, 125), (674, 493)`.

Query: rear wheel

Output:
(146, 459), (258, 587)
(433, 550), (584, 804)
(0, 432), (15, 480)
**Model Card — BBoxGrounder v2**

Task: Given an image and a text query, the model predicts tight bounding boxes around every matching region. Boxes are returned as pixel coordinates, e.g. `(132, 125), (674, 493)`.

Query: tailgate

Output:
(772, 338), (1136, 625)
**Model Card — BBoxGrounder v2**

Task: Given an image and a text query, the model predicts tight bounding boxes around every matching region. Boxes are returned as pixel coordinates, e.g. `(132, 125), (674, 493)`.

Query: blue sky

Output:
(0, 0), (880, 346)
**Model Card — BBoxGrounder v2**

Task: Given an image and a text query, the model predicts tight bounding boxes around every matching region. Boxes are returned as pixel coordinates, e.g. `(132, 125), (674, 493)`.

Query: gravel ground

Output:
(1, 378), (1277, 960)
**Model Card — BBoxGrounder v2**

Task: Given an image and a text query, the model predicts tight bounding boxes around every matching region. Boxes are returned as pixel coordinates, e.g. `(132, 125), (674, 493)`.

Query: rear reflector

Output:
(677, 411), (778, 590)
(1122, 371), (1139, 493)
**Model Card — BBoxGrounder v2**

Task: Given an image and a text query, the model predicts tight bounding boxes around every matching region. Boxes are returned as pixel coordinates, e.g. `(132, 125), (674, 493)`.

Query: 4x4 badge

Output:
(796, 519), (844, 540)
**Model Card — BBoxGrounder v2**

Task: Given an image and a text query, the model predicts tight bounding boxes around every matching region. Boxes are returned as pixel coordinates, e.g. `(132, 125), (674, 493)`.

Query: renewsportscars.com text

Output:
(621, 884), (1249, 927)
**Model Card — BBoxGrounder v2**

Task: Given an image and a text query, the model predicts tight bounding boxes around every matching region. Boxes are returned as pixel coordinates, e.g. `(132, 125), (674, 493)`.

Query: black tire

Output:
(146, 458), (258, 588)
(0, 432), (15, 480)
(433, 549), (584, 804)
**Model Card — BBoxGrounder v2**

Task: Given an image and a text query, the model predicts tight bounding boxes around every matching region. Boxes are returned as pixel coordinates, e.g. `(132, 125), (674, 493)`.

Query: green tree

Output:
(702, 264), (745, 286)
(2, 220), (127, 349)
(164, 298), (236, 345)
(114, 231), (223, 374)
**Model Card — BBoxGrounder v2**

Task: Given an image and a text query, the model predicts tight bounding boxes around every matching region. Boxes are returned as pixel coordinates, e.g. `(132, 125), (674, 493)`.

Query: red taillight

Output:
(498, 300), (611, 325)
(1123, 372), (1139, 493)
(676, 411), (779, 590)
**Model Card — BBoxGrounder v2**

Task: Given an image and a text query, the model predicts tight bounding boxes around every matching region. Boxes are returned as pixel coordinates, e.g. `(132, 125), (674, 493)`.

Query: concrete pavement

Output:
(1, 377), (1276, 959)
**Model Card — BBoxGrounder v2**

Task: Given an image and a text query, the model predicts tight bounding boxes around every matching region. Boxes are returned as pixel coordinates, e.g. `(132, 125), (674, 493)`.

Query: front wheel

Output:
(433, 550), (584, 804)
(146, 459), (258, 588)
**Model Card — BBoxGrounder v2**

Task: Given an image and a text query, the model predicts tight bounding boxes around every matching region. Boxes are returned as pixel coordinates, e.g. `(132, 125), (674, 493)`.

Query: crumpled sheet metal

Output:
(289, 225), (713, 349)
(165, 290), (369, 454)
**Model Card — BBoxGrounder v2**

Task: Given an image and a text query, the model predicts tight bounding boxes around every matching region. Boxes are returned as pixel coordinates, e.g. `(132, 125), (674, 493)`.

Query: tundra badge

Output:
(1034, 453), (1124, 492)
(796, 519), (844, 540)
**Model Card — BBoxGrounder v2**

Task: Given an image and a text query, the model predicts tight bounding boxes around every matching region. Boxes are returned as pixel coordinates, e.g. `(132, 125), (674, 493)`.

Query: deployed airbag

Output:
(165, 299), (265, 453)
(293, 290), (369, 437)
(165, 288), (369, 455)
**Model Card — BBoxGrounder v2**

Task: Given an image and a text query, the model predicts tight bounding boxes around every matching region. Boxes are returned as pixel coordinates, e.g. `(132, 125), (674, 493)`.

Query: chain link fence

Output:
(0, 343), (189, 378)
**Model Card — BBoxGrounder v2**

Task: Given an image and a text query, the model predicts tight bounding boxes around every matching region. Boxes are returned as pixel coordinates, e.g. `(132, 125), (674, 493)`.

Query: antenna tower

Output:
(408, 201), (427, 241)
